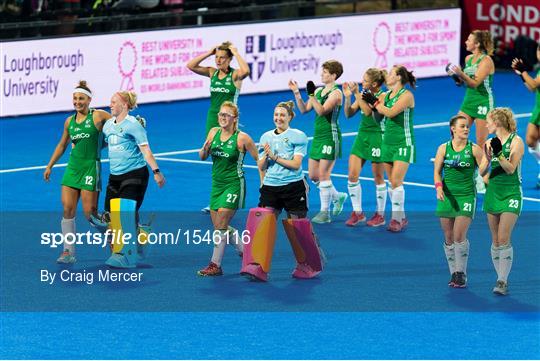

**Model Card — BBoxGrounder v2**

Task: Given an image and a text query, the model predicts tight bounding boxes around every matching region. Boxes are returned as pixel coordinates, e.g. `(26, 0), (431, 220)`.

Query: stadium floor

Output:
(1, 73), (539, 359)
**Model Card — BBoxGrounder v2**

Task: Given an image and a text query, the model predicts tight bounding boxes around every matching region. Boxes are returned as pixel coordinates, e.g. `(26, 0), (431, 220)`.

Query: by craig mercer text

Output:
(40, 228), (252, 248)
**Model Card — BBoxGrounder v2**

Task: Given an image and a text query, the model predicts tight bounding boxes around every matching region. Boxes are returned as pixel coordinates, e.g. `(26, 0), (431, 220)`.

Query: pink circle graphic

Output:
(117, 41), (137, 91)
(372, 22), (391, 68)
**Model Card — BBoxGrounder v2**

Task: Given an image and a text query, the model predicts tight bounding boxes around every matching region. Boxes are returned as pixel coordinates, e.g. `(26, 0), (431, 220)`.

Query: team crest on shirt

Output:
(245, 35), (266, 82)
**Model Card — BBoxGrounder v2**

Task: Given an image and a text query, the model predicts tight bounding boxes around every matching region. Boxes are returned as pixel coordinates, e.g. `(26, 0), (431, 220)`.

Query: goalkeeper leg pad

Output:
(105, 198), (137, 269)
(282, 218), (323, 278)
(240, 207), (277, 281)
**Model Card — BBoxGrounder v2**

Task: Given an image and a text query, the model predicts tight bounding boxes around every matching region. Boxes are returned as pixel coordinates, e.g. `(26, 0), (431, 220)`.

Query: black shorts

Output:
(259, 178), (309, 213)
(105, 166), (149, 212)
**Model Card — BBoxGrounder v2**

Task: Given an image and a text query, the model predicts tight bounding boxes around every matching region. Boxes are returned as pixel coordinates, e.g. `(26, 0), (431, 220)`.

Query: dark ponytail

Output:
(395, 65), (416, 89)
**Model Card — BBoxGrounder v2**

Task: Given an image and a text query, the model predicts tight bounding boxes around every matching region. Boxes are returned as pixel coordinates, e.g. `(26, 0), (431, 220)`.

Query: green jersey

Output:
(359, 89), (384, 133)
(489, 133), (521, 186)
(314, 85), (341, 140)
(67, 110), (101, 162)
(62, 109), (102, 191)
(382, 88), (414, 146)
(206, 67), (238, 134)
(442, 140), (476, 196)
(210, 129), (245, 183)
(484, 133), (522, 215)
(531, 70), (540, 126)
(461, 54), (494, 118)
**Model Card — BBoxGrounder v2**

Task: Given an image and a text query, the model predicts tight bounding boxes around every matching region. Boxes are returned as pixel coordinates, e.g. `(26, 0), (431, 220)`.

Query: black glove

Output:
(445, 63), (463, 87)
(512, 59), (527, 74)
(361, 90), (378, 107)
(490, 137), (502, 157)
(306, 81), (316, 96)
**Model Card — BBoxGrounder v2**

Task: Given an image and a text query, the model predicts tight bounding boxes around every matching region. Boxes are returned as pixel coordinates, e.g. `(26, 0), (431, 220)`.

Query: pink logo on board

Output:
(117, 41), (137, 91)
(372, 22), (391, 68)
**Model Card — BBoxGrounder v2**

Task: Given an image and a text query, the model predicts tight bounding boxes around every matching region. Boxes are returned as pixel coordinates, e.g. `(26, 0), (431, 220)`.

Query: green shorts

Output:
(436, 192), (476, 218)
(61, 158), (101, 192)
(210, 178), (246, 210)
(351, 130), (382, 162)
(483, 185), (522, 215)
(381, 142), (416, 163)
(530, 106), (540, 126)
(310, 134), (342, 160)
(460, 96), (492, 120)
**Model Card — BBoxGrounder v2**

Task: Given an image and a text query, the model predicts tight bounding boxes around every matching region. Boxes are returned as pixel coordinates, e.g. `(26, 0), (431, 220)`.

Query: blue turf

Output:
(1, 74), (539, 359)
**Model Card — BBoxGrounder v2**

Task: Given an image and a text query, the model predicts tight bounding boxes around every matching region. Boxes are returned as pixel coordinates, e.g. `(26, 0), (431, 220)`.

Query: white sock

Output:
(443, 242), (456, 275)
(388, 187), (394, 209)
(454, 239), (470, 274)
(376, 183), (387, 215)
(391, 185), (405, 221)
(498, 244), (513, 282)
(211, 229), (228, 266)
(348, 181), (362, 212)
(227, 226), (243, 255)
(491, 245), (500, 277)
(319, 180), (332, 211)
(61, 217), (76, 255)
(330, 184), (339, 202)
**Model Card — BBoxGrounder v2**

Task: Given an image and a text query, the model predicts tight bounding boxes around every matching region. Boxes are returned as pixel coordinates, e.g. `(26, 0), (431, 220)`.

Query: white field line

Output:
(154, 156), (540, 203)
(1, 112), (532, 174)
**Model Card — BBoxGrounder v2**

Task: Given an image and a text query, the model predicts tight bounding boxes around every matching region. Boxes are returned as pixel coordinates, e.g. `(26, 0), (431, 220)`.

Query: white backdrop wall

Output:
(0, 8), (461, 117)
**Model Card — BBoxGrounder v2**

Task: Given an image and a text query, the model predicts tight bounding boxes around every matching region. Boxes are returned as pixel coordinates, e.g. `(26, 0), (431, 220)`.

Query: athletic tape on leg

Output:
(241, 207), (277, 274)
(106, 198), (137, 268)
(282, 218), (323, 272)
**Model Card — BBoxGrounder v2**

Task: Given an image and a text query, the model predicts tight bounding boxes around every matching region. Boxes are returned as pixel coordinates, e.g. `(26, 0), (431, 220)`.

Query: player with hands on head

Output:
(187, 41), (250, 212)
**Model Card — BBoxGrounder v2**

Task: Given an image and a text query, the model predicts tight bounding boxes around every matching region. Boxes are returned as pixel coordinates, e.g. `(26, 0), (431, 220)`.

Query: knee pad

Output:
(282, 218), (324, 272)
(106, 198), (138, 268)
(241, 207), (277, 274)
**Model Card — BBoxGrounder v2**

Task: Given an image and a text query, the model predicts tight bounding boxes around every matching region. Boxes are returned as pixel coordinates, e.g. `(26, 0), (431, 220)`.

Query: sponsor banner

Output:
(463, 0), (540, 44)
(1, 8), (460, 117)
